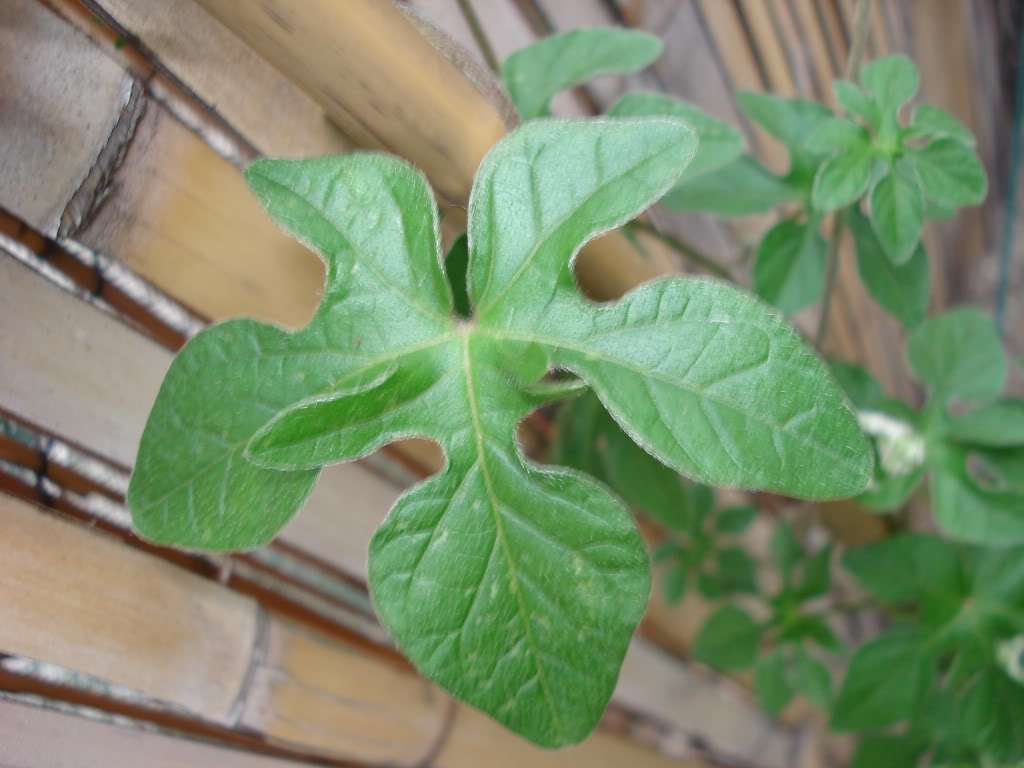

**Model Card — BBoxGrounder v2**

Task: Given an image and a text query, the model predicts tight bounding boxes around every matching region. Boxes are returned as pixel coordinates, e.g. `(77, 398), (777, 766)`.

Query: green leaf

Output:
(664, 563), (688, 604)
(777, 614), (841, 651)
(756, 651), (794, 716)
(736, 91), (834, 153)
(842, 534), (966, 610)
(947, 400), (1024, 447)
(753, 217), (827, 315)
(715, 505), (757, 534)
(831, 630), (932, 731)
(771, 520), (801, 583)
(851, 733), (928, 768)
(445, 234), (472, 318)
(715, 547), (759, 594)
(906, 104), (976, 147)
(694, 605), (762, 671)
(792, 646), (832, 710)
(662, 155), (799, 215)
(502, 28), (662, 120)
(828, 360), (886, 410)
(653, 539), (684, 563)
(849, 208), (930, 328)
(131, 119), (875, 746)
(966, 446), (1024, 494)
(906, 138), (987, 208)
(907, 308), (1006, 404)
(550, 388), (609, 480)
(960, 667), (1024, 762)
(929, 442), (1024, 545)
(834, 79), (880, 129)
(608, 92), (745, 180)
(869, 158), (925, 266)
(858, 465), (924, 512)
(805, 117), (869, 154)
(601, 410), (693, 530)
(795, 545), (832, 601)
(811, 147), (878, 211)
(860, 55), (920, 116)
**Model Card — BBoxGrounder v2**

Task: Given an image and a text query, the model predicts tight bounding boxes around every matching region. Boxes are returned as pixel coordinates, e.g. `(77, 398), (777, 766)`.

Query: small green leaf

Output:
(445, 234), (471, 318)
(662, 155), (799, 215)
(664, 563), (688, 604)
(907, 308), (1006, 404)
(608, 92), (745, 180)
(834, 79), (880, 128)
(753, 217), (828, 315)
(929, 442), (1024, 545)
(715, 506), (757, 534)
(694, 605), (762, 671)
(771, 520), (801, 583)
(868, 158), (925, 266)
(906, 138), (987, 208)
(550, 388), (609, 481)
(849, 208), (930, 328)
(777, 614), (841, 651)
(697, 569), (724, 600)
(811, 147), (878, 211)
(716, 547), (759, 594)
(967, 446), (1024, 494)
(805, 117), (869, 154)
(860, 55), (920, 116)
(906, 104), (976, 147)
(851, 733), (928, 768)
(947, 400), (1024, 447)
(756, 651), (794, 715)
(795, 545), (832, 601)
(831, 630), (932, 731)
(502, 28), (662, 120)
(792, 646), (832, 710)
(858, 465), (924, 512)
(842, 534), (965, 608)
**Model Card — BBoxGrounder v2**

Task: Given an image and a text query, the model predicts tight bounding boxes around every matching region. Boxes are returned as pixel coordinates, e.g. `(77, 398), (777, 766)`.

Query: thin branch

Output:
(814, 0), (873, 350)
(629, 220), (733, 280)
(455, 0), (500, 75)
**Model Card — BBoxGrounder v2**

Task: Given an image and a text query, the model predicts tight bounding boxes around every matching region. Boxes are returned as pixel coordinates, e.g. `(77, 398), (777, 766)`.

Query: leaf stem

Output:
(814, 0), (872, 350)
(629, 220), (733, 280)
(456, 0), (500, 74)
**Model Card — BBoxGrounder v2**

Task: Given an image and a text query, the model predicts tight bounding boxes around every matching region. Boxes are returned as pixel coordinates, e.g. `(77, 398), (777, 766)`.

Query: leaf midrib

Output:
(476, 326), (862, 472)
(460, 330), (563, 739)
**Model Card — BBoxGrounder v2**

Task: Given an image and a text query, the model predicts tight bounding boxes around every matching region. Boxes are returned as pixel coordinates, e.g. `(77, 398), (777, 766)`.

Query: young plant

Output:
(128, 117), (870, 747)
(832, 308), (1024, 544)
(693, 519), (839, 717)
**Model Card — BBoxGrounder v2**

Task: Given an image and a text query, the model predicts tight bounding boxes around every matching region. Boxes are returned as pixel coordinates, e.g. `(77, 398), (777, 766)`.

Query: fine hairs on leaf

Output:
(128, 118), (871, 747)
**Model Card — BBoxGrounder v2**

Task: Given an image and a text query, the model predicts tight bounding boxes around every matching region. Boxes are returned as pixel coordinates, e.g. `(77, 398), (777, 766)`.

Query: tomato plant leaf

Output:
(608, 92), (745, 181)
(664, 562), (688, 604)
(715, 505), (757, 534)
(833, 78), (880, 129)
(694, 605), (762, 671)
(907, 308), (1006, 405)
(502, 28), (662, 120)
(792, 646), (832, 710)
(860, 55), (919, 118)
(849, 208), (929, 329)
(851, 733), (928, 768)
(753, 216), (828, 315)
(805, 116), (869, 154)
(715, 547), (759, 594)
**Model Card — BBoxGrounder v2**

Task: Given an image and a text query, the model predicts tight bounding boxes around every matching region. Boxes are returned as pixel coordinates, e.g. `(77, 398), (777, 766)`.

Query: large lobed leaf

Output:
(129, 118), (870, 747)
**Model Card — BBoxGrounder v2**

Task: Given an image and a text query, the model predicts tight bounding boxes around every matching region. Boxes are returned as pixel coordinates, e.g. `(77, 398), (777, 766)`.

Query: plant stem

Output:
(456, 0), (500, 74)
(629, 220), (733, 280)
(814, 210), (845, 349)
(814, 0), (873, 350)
